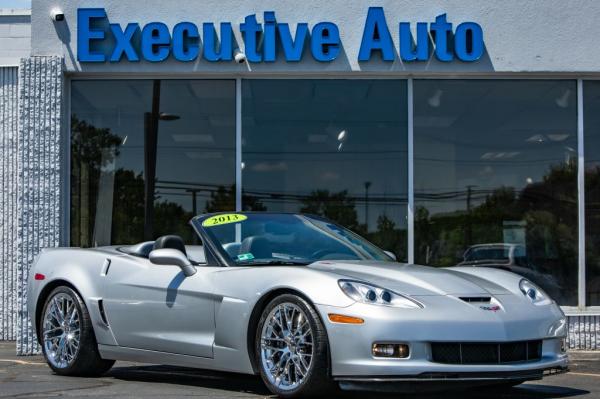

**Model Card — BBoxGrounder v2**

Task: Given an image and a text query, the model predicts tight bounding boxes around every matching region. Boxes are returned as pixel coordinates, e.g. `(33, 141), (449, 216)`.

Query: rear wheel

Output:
(40, 286), (114, 376)
(256, 294), (334, 398)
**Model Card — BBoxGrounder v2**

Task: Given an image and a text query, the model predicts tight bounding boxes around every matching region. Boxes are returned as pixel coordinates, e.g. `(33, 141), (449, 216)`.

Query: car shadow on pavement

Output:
(107, 364), (272, 395)
(106, 364), (590, 399)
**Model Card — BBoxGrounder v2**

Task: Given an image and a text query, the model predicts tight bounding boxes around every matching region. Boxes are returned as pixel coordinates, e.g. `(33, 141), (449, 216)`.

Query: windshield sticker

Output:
(237, 253), (255, 261)
(202, 214), (247, 227)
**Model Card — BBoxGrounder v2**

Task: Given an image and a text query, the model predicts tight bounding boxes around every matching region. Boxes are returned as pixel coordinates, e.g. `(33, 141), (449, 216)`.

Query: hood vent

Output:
(459, 296), (492, 303)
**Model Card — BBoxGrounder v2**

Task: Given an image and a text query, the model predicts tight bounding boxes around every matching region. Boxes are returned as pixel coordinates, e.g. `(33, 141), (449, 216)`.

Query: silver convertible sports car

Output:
(28, 212), (568, 397)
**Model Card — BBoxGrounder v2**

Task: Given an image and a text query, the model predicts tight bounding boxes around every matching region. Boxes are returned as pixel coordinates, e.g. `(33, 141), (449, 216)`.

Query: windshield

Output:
(194, 213), (393, 266)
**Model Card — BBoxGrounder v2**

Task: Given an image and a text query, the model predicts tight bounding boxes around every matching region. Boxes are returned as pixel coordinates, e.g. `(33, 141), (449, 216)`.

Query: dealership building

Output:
(1, 0), (600, 354)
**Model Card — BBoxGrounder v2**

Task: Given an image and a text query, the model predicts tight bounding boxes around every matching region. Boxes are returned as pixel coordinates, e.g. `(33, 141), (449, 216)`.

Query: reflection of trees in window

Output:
(368, 215), (407, 259)
(206, 185), (266, 212)
(110, 169), (144, 244)
(298, 190), (406, 259)
(71, 116), (202, 247)
(300, 190), (360, 231)
(70, 116), (122, 247)
(109, 169), (198, 244)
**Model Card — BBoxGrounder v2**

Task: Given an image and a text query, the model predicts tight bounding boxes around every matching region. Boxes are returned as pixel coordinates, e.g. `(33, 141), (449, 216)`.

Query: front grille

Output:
(431, 340), (542, 365)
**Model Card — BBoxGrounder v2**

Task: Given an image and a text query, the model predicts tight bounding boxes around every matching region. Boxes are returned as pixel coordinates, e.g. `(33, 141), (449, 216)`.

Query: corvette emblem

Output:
(480, 305), (501, 312)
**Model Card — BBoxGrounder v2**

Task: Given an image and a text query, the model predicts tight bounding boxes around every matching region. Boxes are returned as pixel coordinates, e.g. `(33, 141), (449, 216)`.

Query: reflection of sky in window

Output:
(585, 82), (600, 166)
(242, 80), (408, 231)
(414, 80), (577, 215)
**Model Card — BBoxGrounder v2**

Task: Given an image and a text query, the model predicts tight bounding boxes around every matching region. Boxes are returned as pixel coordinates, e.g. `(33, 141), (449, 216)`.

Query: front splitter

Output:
(337, 367), (568, 393)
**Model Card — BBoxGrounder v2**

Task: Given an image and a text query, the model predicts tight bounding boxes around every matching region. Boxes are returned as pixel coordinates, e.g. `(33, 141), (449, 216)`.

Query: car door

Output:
(102, 253), (218, 358)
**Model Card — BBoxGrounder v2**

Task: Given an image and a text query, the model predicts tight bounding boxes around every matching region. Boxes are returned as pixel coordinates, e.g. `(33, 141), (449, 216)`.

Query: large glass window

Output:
(71, 80), (236, 246)
(242, 80), (408, 260)
(414, 80), (578, 305)
(584, 81), (600, 306)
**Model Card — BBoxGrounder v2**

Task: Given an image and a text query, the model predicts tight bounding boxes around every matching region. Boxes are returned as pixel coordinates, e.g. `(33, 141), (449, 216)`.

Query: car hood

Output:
(308, 261), (512, 296)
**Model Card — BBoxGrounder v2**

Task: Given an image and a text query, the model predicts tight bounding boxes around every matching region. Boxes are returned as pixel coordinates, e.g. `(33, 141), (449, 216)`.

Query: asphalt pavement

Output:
(0, 341), (599, 398)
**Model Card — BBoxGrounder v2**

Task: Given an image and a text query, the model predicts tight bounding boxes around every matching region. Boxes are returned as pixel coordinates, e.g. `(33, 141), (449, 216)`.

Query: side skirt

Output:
(98, 344), (216, 370)
(97, 344), (256, 375)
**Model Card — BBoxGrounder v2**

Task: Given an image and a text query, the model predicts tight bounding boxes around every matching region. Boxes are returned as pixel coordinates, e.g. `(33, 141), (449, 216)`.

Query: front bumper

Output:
(316, 298), (568, 379)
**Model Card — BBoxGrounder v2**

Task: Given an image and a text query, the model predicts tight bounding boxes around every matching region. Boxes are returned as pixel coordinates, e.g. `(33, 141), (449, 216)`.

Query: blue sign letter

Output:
(141, 22), (171, 62)
(203, 22), (232, 61)
(173, 22), (199, 62)
(77, 8), (107, 62)
(399, 22), (428, 61)
(263, 12), (277, 62)
(278, 23), (308, 62)
(359, 7), (395, 62)
(311, 22), (340, 62)
(110, 23), (139, 62)
(240, 14), (262, 62)
(430, 14), (453, 62)
(455, 22), (483, 61)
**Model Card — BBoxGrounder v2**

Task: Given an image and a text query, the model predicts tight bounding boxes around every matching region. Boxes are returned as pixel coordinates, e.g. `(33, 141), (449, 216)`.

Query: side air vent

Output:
(460, 296), (492, 303)
(100, 258), (111, 276)
(98, 299), (109, 326)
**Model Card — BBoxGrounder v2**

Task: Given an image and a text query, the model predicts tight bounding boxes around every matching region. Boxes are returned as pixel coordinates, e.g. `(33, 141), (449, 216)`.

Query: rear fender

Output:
(28, 248), (118, 346)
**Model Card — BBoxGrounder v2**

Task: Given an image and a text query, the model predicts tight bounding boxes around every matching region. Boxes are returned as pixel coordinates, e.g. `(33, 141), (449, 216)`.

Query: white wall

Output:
(0, 9), (30, 66)
(30, 0), (600, 75)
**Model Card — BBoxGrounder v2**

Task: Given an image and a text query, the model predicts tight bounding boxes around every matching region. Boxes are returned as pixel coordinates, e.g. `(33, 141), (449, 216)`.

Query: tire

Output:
(255, 294), (335, 398)
(40, 286), (115, 376)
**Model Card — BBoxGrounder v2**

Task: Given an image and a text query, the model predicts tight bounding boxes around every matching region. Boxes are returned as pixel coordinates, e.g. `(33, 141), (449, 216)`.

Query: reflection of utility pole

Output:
(364, 181), (371, 231)
(143, 80), (161, 241)
(465, 185), (478, 245)
(143, 80), (180, 241)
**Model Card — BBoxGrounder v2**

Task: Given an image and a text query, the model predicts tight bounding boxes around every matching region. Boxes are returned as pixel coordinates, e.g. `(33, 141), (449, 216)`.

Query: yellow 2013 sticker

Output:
(202, 213), (247, 227)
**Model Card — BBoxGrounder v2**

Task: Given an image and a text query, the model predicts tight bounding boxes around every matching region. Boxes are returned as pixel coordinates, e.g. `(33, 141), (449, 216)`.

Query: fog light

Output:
(372, 343), (409, 358)
(561, 338), (567, 353)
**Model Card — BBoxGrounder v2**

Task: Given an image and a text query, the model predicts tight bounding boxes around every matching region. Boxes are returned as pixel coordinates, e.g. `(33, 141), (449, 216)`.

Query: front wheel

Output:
(255, 294), (334, 398)
(40, 286), (115, 376)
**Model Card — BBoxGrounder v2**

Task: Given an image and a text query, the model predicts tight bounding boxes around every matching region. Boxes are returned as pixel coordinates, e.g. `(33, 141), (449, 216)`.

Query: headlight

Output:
(519, 279), (552, 306)
(338, 280), (423, 308)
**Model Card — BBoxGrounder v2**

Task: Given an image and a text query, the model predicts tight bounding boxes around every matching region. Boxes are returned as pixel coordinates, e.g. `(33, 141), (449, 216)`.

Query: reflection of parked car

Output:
(458, 243), (562, 302)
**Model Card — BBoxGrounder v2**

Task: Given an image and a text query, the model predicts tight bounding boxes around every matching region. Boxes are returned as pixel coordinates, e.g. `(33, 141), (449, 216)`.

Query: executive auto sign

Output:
(77, 7), (484, 63)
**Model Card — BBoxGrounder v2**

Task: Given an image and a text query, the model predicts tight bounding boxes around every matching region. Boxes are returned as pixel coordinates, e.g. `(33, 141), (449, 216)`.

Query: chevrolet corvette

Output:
(28, 212), (568, 397)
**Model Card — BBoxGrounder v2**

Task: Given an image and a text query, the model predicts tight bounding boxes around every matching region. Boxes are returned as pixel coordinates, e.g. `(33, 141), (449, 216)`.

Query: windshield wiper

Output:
(238, 259), (310, 266)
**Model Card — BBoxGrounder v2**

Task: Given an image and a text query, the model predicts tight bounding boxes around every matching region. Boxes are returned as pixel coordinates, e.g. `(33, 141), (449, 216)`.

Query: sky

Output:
(0, 0), (30, 9)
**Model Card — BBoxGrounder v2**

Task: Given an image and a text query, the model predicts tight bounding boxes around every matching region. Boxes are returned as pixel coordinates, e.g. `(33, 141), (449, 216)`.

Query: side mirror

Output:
(149, 248), (197, 277)
(384, 250), (397, 261)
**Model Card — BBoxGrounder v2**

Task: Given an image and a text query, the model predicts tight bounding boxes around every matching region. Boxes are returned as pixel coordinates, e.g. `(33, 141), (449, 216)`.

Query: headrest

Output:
(153, 235), (187, 256)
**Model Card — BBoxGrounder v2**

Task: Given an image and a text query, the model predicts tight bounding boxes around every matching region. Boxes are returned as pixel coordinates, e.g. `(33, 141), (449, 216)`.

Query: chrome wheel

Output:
(260, 302), (314, 391)
(42, 293), (81, 369)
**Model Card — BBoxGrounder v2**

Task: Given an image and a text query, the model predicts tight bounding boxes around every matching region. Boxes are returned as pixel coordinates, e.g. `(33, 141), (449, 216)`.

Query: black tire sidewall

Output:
(255, 294), (331, 398)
